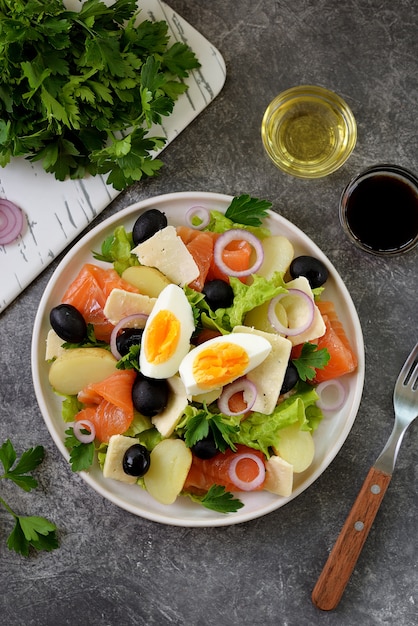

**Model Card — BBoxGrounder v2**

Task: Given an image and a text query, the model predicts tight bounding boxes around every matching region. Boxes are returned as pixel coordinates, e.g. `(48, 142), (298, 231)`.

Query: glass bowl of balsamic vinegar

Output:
(339, 164), (418, 255)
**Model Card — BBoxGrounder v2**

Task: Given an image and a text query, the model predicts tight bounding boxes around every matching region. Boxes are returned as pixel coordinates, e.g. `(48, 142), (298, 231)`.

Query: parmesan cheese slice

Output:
(284, 276), (326, 346)
(103, 435), (139, 484)
(232, 325), (292, 415)
(103, 288), (156, 325)
(131, 225), (199, 287)
(45, 329), (66, 360)
(152, 376), (191, 438)
(264, 455), (293, 497)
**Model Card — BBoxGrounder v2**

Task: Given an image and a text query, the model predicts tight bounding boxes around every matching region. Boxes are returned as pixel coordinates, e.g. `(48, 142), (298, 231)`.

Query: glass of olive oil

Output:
(261, 85), (357, 178)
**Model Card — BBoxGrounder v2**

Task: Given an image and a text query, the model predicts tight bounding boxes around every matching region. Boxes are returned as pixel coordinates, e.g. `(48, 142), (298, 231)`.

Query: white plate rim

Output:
(31, 191), (365, 527)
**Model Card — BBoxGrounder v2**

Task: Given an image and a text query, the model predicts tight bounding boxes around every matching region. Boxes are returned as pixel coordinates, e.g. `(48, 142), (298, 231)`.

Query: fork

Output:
(312, 341), (418, 611)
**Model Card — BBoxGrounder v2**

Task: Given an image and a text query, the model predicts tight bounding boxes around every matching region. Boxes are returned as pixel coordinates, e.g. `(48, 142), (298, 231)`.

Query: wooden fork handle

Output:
(311, 466), (392, 611)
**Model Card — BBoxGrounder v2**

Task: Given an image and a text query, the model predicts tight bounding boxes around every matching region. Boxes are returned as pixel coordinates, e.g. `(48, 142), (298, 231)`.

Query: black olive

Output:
(280, 361), (299, 394)
(123, 444), (151, 477)
(49, 303), (87, 343)
(132, 373), (169, 417)
(116, 328), (144, 356)
(132, 209), (167, 245)
(202, 279), (234, 310)
(191, 435), (218, 460)
(289, 255), (329, 289)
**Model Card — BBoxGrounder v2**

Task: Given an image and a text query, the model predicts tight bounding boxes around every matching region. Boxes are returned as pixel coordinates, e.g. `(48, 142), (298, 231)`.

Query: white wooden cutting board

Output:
(0, 0), (226, 313)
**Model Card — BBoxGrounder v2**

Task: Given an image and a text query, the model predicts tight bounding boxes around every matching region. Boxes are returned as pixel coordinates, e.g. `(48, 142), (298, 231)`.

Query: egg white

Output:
(179, 332), (272, 395)
(140, 284), (195, 379)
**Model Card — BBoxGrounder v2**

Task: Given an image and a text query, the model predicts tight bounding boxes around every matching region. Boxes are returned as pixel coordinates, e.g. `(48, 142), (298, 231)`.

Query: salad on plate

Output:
(40, 193), (360, 520)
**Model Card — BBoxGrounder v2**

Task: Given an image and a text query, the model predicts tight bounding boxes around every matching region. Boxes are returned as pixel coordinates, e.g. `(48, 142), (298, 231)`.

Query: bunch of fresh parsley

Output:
(0, 0), (200, 190)
(0, 440), (58, 556)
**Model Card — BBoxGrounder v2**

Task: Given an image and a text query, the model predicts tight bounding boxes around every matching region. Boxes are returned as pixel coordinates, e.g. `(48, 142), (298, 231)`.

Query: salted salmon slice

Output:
(316, 300), (354, 354)
(77, 369), (136, 413)
(75, 369), (136, 443)
(206, 232), (252, 283)
(75, 401), (134, 444)
(292, 301), (357, 382)
(184, 444), (266, 493)
(312, 315), (357, 382)
(62, 263), (140, 341)
(176, 226), (252, 288)
(176, 226), (214, 291)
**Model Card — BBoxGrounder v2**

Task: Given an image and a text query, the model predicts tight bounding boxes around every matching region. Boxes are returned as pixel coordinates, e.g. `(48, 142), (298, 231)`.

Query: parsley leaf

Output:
(63, 324), (109, 350)
(7, 515), (59, 557)
(292, 343), (330, 381)
(116, 344), (141, 371)
(183, 410), (239, 453)
(185, 485), (244, 514)
(224, 195), (272, 227)
(0, 440), (59, 555)
(64, 428), (95, 472)
(0, 440), (44, 492)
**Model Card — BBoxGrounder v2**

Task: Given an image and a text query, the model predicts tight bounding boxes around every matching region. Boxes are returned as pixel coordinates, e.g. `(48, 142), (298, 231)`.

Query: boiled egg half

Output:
(140, 284), (195, 379)
(179, 332), (272, 395)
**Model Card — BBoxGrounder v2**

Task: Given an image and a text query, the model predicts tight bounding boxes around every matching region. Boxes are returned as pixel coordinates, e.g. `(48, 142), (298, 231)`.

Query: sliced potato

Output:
(122, 265), (171, 298)
(244, 300), (284, 333)
(144, 439), (192, 505)
(258, 235), (294, 278)
(273, 423), (315, 473)
(48, 347), (117, 395)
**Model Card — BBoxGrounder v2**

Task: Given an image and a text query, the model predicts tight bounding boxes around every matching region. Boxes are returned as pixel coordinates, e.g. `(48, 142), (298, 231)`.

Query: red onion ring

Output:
(73, 419), (96, 444)
(0, 199), (24, 245)
(185, 205), (210, 229)
(268, 289), (315, 336)
(213, 229), (264, 277)
(228, 452), (266, 491)
(217, 377), (257, 415)
(316, 379), (347, 412)
(110, 313), (148, 360)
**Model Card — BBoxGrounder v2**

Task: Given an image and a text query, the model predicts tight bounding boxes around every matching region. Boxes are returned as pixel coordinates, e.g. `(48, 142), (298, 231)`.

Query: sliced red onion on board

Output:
(0, 199), (24, 245)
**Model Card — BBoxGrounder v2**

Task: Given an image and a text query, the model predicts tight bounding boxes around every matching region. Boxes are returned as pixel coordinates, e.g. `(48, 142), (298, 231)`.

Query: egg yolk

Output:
(144, 310), (180, 364)
(192, 342), (249, 389)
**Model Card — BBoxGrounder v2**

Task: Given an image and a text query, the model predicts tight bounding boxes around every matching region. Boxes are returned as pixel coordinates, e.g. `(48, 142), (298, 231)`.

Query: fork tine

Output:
(397, 342), (418, 387)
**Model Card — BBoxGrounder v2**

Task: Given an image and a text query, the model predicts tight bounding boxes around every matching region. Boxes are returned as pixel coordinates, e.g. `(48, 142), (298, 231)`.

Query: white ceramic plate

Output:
(31, 191), (365, 527)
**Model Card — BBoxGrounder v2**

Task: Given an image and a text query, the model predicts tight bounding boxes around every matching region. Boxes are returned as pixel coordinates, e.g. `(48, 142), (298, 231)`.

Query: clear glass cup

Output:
(339, 164), (418, 255)
(261, 85), (357, 178)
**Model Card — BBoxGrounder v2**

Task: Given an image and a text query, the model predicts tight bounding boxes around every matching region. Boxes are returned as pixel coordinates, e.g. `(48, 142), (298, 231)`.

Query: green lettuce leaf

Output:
(231, 382), (323, 457)
(206, 209), (270, 239)
(202, 271), (287, 332)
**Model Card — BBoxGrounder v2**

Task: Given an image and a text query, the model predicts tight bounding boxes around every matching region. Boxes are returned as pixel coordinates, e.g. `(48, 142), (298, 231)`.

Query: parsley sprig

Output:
(185, 484), (244, 514)
(0, 0), (200, 190)
(292, 343), (330, 381)
(64, 428), (95, 472)
(183, 410), (239, 453)
(224, 195), (272, 227)
(0, 440), (59, 556)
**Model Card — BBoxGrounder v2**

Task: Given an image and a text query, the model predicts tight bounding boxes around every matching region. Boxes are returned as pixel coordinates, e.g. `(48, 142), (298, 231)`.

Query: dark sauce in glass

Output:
(343, 170), (418, 253)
